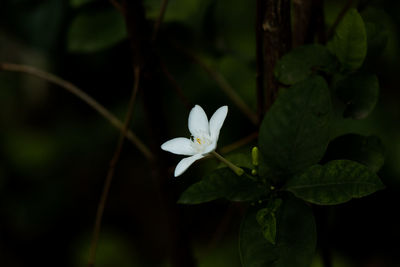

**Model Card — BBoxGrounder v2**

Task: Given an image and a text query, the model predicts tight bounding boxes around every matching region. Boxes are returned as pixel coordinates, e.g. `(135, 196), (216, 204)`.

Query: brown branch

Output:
(327, 0), (355, 40)
(261, 0), (292, 111)
(293, 0), (326, 46)
(87, 66), (141, 267)
(152, 0), (169, 41)
(172, 42), (259, 126)
(292, 0), (313, 47)
(0, 62), (154, 161)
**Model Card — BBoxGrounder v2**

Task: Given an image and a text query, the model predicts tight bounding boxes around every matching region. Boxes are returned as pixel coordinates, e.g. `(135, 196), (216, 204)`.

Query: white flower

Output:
(161, 105), (228, 177)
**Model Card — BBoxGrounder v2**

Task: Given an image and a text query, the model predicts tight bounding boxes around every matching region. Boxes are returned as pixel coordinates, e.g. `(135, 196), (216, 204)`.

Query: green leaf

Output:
(178, 168), (265, 204)
(16, 0), (64, 50)
(69, 0), (95, 8)
(364, 22), (389, 61)
(330, 8), (367, 70)
(256, 199), (282, 245)
(335, 72), (379, 119)
(285, 160), (385, 205)
(256, 209), (276, 245)
(214, 0), (256, 60)
(362, 8), (389, 62)
(259, 76), (332, 178)
(219, 151), (253, 170)
(274, 44), (337, 85)
(239, 197), (316, 267)
(324, 134), (385, 172)
(145, 0), (210, 28)
(67, 9), (127, 53)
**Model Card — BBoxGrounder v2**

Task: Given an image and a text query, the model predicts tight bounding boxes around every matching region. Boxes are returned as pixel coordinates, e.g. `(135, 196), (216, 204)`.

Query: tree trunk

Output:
(256, 0), (292, 117)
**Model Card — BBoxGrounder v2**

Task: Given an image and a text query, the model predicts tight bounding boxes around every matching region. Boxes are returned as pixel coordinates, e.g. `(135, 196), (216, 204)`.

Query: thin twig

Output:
(327, 0), (355, 39)
(159, 59), (192, 110)
(152, 0), (169, 41)
(172, 42), (258, 126)
(109, 0), (124, 14)
(87, 66), (141, 267)
(0, 62), (154, 160)
(220, 132), (259, 154)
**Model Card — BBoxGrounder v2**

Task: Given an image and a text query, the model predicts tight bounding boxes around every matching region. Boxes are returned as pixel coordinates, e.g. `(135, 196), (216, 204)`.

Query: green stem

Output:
(211, 151), (244, 176)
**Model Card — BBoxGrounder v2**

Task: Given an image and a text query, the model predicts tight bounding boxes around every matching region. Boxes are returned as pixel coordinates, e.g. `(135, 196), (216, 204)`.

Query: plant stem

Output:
(0, 62), (154, 161)
(211, 151), (244, 176)
(87, 66), (141, 267)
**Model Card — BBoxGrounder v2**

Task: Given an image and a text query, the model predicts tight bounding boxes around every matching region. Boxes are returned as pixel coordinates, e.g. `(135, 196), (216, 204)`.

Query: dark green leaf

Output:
(330, 8), (367, 71)
(285, 160), (385, 205)
(364, 22), (389, 61)
(239, 197), (316, 267)
(256, 199), (282, 245)
(259, 76), (332, 178)
(275, 44), (337, 85)
(214, 0), (256, 60)
(70, 0), (95, 8)
(362, 8), (389, 61)
(219, 151), (253, 170)
(145, 0), (210, 27)
(178, 168), (265, 204)
(335, 73), (379, 119)
(67, 9), (127, 53)
(324, 134), (385, 172)
(17, 0), (64, 50)
(256, 209), (276, 245)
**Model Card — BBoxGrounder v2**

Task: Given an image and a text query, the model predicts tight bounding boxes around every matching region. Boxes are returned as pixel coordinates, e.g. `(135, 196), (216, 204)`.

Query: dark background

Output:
(0, 0), (400, 266)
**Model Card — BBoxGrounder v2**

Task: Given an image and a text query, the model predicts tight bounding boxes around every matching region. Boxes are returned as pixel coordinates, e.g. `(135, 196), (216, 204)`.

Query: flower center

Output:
(191, 132), (212, 153)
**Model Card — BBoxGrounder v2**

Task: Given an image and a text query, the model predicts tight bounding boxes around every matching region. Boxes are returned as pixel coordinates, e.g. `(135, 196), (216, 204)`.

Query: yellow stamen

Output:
(196, 138), (202, 144)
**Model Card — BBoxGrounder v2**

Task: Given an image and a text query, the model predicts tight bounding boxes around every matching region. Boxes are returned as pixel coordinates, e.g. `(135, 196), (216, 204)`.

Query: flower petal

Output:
(202, 143), (216, 155)
(161, 138), (196, 155)
(174, 153), (204, 177)
(209, 106), (228, 140)
(188, 105), (209, 136)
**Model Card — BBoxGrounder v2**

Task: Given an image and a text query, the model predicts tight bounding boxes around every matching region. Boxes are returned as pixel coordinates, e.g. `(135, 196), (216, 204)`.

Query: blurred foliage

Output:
(67, 8), (127, 53)
(239, 197), (316, 267)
